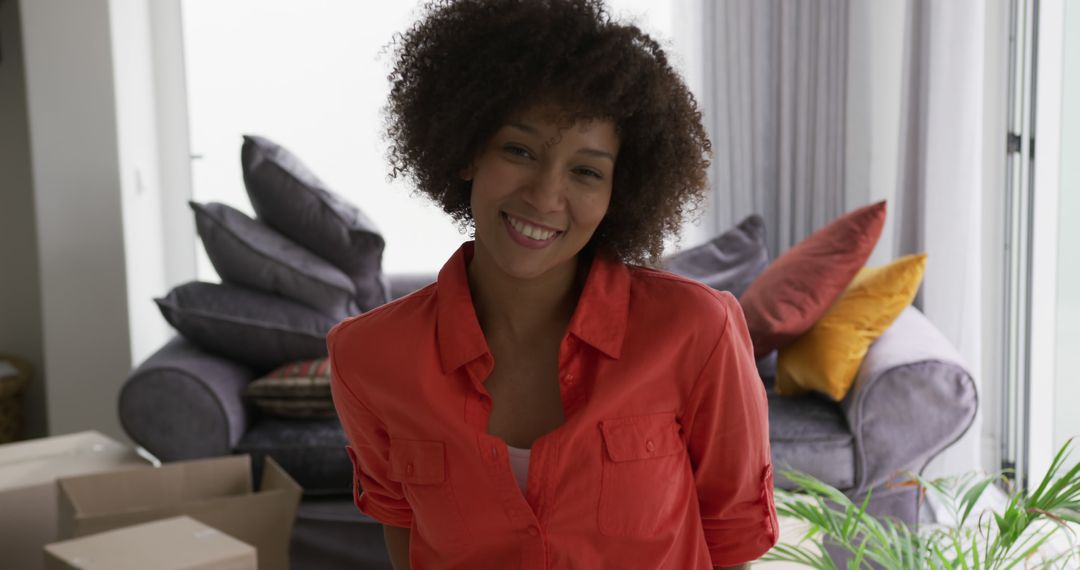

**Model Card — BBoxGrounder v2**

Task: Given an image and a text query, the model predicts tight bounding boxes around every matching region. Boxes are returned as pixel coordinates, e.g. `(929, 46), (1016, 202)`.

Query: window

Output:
(181, 0), (683, 279)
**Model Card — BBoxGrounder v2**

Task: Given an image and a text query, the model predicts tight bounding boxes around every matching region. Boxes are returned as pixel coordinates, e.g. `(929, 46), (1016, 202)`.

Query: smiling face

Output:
(465, 105), (619, 281)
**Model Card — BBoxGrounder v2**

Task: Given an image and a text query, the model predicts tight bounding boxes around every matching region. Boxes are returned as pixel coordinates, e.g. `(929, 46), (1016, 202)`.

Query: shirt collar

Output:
(436, 241), (630, 374)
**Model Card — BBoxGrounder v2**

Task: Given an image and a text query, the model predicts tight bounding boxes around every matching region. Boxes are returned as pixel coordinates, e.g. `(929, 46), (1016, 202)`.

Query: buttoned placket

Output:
(461, 334), (585, 570)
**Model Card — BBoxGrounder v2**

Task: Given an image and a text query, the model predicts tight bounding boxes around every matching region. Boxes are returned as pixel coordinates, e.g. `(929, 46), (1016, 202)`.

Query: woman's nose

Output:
(521, 167), (566, 213)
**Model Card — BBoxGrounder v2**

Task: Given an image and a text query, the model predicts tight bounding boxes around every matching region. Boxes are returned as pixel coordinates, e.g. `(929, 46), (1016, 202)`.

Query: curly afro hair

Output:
(382, 0), (712, 266)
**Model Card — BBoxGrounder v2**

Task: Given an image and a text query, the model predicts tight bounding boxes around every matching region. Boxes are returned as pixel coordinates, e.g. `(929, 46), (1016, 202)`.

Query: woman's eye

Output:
(503, 145), (532, 158)
(575, 168), (603, 180)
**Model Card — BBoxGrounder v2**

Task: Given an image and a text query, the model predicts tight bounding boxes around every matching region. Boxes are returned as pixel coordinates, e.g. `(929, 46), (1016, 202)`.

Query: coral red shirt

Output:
(328, 241), (778, 569)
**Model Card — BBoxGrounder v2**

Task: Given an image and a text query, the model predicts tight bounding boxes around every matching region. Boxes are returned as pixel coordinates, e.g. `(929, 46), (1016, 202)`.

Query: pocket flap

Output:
(388, 439), (446, 485)
(600, 412), (683, 462)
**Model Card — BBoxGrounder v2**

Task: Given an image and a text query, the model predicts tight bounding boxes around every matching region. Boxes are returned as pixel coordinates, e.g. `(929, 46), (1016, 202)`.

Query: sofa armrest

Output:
(118, 336), (257, 461)
(841, 306), (978, 495)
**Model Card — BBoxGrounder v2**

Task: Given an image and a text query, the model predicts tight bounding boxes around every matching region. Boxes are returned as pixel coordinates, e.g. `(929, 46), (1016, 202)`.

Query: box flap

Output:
(258, 457), (302, 498)
(44, 515), (256, 570)
(0, 432), (145, 492)
(58, 455), (300, 570)
(59, 455), (251, 517)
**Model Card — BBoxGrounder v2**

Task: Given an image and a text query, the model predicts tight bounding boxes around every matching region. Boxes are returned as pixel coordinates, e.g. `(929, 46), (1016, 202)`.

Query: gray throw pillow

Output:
(661, 214), (769, 299)
(155, 281), (337, 371)
(191, 201), (359, 319)
(241, 135), (389, 312)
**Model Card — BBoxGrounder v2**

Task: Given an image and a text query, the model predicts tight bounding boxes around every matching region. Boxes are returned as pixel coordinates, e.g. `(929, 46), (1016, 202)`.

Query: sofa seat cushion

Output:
(291, 497), (391, 570)
(767, 389), (855, 491)
(236, 417), (351, 496)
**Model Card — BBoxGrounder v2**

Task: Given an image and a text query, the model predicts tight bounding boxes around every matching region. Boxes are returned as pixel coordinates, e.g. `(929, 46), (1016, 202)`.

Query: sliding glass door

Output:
(1001, 0), (1076, 492)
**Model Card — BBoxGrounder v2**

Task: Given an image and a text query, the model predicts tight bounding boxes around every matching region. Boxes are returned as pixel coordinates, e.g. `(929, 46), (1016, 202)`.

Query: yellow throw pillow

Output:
(775, 253), (927, 401)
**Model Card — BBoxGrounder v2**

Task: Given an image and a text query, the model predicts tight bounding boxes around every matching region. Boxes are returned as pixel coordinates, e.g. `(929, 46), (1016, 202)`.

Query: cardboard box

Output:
(57, 455), (301, 570)
(44, 515), (257, 570)
(0, 431), (149, 570)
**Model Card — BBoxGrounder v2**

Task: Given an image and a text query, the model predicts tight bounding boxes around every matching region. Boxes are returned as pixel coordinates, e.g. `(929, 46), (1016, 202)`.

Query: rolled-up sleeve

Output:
(684, 293), (779, 566)
(328, 325), (414, 529)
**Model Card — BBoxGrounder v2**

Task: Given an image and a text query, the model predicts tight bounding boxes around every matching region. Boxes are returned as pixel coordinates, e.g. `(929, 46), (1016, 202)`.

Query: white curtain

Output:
(891, 0), (986, 480)
(700, 0), (990, 480)
(702, 0), (850, 259)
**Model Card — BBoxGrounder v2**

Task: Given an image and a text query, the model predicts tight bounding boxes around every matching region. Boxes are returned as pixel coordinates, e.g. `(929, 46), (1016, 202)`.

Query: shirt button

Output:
(406, 463), (415, 475)
(645, 440), (655, 453)
(527, 525), (539, 536)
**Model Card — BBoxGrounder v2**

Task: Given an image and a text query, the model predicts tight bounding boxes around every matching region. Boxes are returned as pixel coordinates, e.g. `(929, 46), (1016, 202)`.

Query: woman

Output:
(329, 1), (778, 568)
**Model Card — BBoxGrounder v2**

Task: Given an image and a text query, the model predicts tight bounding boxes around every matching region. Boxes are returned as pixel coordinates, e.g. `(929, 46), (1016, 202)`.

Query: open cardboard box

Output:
(45, 515), (257, 570)
(0, 431), (149, 570)
(57, 454), (301, 570)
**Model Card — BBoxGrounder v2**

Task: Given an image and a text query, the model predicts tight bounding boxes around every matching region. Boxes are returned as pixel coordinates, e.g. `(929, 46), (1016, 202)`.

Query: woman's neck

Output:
(466, 243), (589, 346)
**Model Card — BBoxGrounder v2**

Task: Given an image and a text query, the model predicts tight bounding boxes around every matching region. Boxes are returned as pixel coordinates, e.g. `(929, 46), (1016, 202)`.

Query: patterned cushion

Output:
(245, 358), (335, 419)
(241, 135), (390, 312)
(191, 202), (359, 319)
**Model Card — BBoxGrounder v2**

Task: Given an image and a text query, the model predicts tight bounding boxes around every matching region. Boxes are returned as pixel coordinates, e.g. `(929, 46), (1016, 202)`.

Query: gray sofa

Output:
(119, 273), (976, 569)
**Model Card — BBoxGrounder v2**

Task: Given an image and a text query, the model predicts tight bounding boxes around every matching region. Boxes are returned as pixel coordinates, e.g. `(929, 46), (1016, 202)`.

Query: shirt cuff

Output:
(357, 491), (414, 529)
(704, 465), (779, 566)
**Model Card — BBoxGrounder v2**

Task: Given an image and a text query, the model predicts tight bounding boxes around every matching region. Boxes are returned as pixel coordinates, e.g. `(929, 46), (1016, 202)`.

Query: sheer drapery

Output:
(698, 0), (989, 479)
(702, 0), (849, 259)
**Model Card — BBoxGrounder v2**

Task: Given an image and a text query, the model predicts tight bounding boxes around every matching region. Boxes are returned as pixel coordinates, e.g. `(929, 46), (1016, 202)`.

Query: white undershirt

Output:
(505, 444), (532, 495)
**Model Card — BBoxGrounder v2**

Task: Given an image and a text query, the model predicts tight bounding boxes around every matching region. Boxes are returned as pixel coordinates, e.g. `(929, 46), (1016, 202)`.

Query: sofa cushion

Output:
(767, 389), (854, 491)
(236, 417), (351, 496)
(777, 253), (928, 400)
(244, 359), (336, 419)
(191, 201), (359, 319)
(155, 281), (336, 372)
(386, 273), (436, 302)
(662, 214), (769, 298)
(739, 201), (887, 358)
(250, 399), (338, 419)
(245, 358), (331, 400)
(241, 135), (389, 312)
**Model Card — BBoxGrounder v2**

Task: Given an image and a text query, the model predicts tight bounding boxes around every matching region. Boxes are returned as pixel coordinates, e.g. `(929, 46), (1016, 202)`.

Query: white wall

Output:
(0, 0), (47, 439)
(20, 0), (177, 440)
(110, 0), (174, 367)
(20, 0), (131, 440)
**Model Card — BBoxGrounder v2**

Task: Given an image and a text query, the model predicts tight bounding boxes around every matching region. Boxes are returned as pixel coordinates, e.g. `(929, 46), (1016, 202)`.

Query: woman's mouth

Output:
(501, 212), (563, 249)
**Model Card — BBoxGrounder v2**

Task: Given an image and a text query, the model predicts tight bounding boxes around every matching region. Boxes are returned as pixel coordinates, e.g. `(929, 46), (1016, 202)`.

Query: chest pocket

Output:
(387, 439), (471, 544)
(597, 412), (691, 538)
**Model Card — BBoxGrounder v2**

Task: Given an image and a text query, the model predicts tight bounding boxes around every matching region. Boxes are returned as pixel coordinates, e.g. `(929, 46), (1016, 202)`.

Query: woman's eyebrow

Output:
(506, 123), (615, 162)
(576, 148), (615, 162)
(507, 122), (541, 136)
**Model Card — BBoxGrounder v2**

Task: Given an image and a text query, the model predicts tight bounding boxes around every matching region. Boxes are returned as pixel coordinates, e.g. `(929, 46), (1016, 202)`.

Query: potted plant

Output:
(763, 440), (1080, 569)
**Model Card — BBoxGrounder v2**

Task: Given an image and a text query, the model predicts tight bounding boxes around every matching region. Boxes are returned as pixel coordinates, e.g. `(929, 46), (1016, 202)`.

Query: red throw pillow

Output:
(738, 201), (887, 358)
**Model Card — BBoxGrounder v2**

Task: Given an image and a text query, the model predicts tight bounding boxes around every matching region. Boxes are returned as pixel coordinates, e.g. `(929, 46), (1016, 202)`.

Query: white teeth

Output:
(506, 214), (556, 241)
